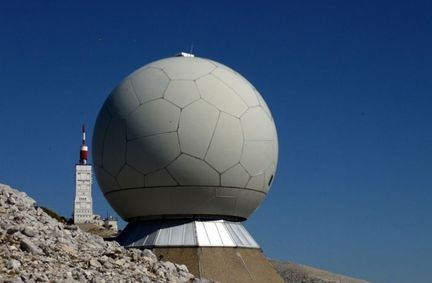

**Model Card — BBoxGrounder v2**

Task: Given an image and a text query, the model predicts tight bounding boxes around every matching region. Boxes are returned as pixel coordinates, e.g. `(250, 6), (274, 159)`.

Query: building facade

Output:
(74, 164), (93, 223)
(73, 125), (94, 224)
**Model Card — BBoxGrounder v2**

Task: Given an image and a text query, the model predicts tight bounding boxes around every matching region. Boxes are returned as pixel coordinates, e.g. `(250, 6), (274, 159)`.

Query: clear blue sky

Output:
(1, 1), (431, 282)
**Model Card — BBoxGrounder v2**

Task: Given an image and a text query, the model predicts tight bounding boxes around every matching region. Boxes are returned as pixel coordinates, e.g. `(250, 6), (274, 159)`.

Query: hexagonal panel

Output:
(246, 173), (265, 190)
(130, 67), (170, 104)
(107, 78), (140, 118)
(256, 90), (273, 121)
(102, 117), (126, 176)
(241, 107), (274, 140)
(127, 99), (180, 140)
(94, 165), (119, 194)
(178, 100), (219, 159)
(241, 141), (274, 176)
(146, 169), (178, 187)
(149, 57), (215, 80)
(164, 80), (200, 108)
(167, 154), (219, 186)
(205, 113), (243, 172)
(212, 67), (259, 107)
(221, 164), (250, 188)
(127, 132), (180, 174)
(206, 59), (234, 72)
(196, 75), (247, 117)
(116, 165), (145, 189)
(92, 105), (111, 166)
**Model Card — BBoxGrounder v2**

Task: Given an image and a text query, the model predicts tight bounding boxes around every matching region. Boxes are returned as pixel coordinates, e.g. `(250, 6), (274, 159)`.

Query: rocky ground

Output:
(0, 183), (208, 283)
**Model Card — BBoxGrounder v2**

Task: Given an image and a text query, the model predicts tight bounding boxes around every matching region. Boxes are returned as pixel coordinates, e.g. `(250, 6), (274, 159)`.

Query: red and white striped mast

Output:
(79, 124), (88, 164)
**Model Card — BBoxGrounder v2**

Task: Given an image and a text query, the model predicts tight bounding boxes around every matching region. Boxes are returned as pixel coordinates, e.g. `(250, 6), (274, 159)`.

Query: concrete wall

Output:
(154, 247), (284, 283)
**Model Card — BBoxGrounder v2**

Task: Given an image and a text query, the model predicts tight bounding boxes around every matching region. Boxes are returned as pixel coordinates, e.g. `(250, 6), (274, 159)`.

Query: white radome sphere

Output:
(92, 56), (278, 221)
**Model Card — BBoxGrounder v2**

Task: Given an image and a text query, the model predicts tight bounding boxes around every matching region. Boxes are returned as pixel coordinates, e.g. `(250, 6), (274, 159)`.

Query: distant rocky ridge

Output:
(0, 184), (209, 282)
(270, 260), (370, 283)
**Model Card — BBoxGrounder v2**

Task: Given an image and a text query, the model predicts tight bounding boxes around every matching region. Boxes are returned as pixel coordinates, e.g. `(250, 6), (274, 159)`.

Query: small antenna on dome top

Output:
(189, 41), (194, 54)
(175, 51), (195, 57)
(174, 42), (195, 58)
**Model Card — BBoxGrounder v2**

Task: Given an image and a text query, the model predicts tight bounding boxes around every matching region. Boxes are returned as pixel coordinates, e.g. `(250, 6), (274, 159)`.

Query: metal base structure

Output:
(117, 219), (259, 249)
(117, 219), (284, 283)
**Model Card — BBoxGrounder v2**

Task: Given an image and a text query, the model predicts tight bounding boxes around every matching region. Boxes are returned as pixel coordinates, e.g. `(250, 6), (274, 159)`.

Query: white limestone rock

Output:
(0, 183), (211, 283)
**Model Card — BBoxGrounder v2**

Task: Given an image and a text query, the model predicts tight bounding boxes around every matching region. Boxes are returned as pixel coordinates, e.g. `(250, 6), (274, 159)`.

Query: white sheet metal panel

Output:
(237, 224), (259, 248)
(196, 221), (211, 246)
(203, 222), (224, 246)
(215, 221), (236, 246)
(154, 225), (170, 246)
(183, 221), (197, 246)
(119, 219), (259, 248)
(226, 223), (246, 246)
(169, 223), (185, 245)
